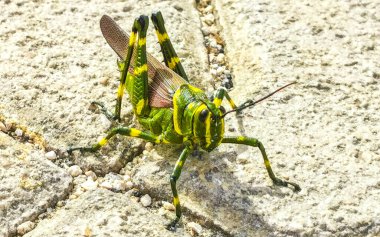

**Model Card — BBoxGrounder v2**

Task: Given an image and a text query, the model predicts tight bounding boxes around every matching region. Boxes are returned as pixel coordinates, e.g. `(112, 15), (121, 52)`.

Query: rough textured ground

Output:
(1, 0), (379, 236)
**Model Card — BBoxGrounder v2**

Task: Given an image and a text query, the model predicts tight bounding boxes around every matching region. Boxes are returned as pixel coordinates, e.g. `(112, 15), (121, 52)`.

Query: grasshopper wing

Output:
(100, 15), (188, 108)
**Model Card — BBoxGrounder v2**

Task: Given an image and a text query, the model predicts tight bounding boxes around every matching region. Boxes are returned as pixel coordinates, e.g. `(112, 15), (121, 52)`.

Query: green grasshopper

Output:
(68, 12), (300, 230)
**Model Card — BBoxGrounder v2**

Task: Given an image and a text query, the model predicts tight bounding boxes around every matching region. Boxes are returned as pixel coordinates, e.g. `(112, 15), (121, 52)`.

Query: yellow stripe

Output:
(156, 30), (169, 43)
(205, 111), (211, 147)
(176, 160), (184, 168)
(228, 98), (237, 109)
(135, 99), (145, 115)
(168, 57), (180, 69)
(138, 37), (146, 46)
(98, 138), (108, 146)
(237, 136), (245, 142)
(134, 64), (147, 76)
(130, 128), (141, 137)
(173, 90), (182, 135)
(173, 196), (179, 206)
(129, 32), (136, 46)
(117, 84), (124, 98)
(213, 98), (222, 107)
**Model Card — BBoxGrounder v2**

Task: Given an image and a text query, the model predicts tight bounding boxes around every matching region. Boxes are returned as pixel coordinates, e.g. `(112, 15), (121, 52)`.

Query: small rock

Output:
(45, 151), (57, 160)
(162, 201), (175, 211)
(68, 165), (82, 177)
(204, 5), (214, 13)
(69, 194), (77, 199)
(15, 128), (23, 137)
(216, 53), (225, 63)
(201, 26), (210, 36)
(145, 142), (153, 151)
(99, 77), (109, 86)
(112, 179), (127, 192)
(210, 69), (217, 76)
(151, 150), (163, 160)
(85, 170), (97, 181)
(216, 66), (225, 75)
(123, 174), (131, 181)
(211, 63), (219, 69)
(140, 194), (152, 207)
(99, 180), (113, 190)
(17, 221), (36, 235)
(126, 181), (134, 189)
(187, 222), (202, 236)
(81, 178), (98, 190)
(203, 14), (214, 26)
(0, 122), (6, 132)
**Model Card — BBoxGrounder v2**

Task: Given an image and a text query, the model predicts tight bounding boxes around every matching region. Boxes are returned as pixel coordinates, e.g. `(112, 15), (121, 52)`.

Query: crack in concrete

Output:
(196, 0), (234, 90)
(0, 116), (47, 151)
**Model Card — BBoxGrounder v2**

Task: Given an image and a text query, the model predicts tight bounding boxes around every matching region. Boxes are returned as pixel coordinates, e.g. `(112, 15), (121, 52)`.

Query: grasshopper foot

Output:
(273, 178), (301, 192)
(166, 217), (180, 231)
(91, 101), (120, 122)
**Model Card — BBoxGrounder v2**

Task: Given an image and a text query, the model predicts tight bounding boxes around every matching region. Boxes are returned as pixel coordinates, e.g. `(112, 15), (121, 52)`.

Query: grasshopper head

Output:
(193, 101), (225, 152)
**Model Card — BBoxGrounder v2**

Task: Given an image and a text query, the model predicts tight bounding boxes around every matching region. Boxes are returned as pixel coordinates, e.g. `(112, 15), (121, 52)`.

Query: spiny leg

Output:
(222, 136), (301, 192)
(167, 143), (192, 231)
(151, 11), (189, 81)
(92, 16), (139, 121)
(67, 127), (161, 154)
(127, 15), (151, 118)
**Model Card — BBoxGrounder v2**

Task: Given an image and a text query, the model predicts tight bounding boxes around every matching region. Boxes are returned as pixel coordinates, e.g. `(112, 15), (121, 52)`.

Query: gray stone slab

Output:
(0, 133), (72, 237)
(0, 0), (209, 174)
(212, 0), (380, 236)
(24, 189), (193, 237)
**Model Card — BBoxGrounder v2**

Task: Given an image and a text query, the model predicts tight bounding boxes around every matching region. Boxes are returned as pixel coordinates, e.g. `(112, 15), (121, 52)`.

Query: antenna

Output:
(221, 82), (296, 118)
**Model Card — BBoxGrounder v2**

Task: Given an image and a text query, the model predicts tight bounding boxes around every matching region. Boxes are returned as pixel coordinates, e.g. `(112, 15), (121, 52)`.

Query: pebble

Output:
(0, 122), (6, 132)
(81, 178), (98, 190)
(201, 26), (210, 36)
(210, 69), (217, 76)
(45, 151), (57, 160)
(216, 53), (225, 63)
(99, 77), (109, 86)
(113, 179), (127, 192)
(203, 14), (214, 26)
(145, 142), (153, 152)
(15, 128), (23, 137)
(99, 180), (113, 190)
(68, 165), (82, 177)
(140, 194), (152, 207)
(126, 181), (134, 189)
(216, 66), (225, 75)
(204, 5), (214, 13)
(85, 170), (97, 181)
(17, 221), (36, 235)
(123, 174), (131, 181)
(187, 222), (203, 236)
(162, 201), (175, 211)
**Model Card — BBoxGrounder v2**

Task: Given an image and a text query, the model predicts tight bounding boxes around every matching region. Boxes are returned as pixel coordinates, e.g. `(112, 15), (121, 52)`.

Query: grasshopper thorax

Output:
(173, 84), (225, 152)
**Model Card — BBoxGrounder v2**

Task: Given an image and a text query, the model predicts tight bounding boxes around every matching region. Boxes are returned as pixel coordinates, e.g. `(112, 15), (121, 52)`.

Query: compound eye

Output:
(219, 106), (226, 114)
(199, 109), (209, 122)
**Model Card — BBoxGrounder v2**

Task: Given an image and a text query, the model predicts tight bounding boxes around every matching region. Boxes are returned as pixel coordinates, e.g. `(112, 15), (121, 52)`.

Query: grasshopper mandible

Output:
(68, 12), (301, 230)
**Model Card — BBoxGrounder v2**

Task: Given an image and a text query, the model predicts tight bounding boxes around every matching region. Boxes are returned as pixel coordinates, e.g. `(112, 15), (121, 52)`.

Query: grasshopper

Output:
(68, 12), (300, 229)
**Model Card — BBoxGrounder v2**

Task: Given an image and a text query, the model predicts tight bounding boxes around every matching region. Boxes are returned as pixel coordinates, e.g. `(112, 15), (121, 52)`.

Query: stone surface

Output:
(1, 0), (379, 236)
(214, 0), (380, 236)
(24, 189), (190, 237)
(0, 133), (72, 237)
(0, 0), (209, 175)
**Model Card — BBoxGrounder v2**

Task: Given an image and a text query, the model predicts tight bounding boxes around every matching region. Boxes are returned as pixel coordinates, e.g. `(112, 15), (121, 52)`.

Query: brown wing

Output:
(100, 15), (188, 108)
